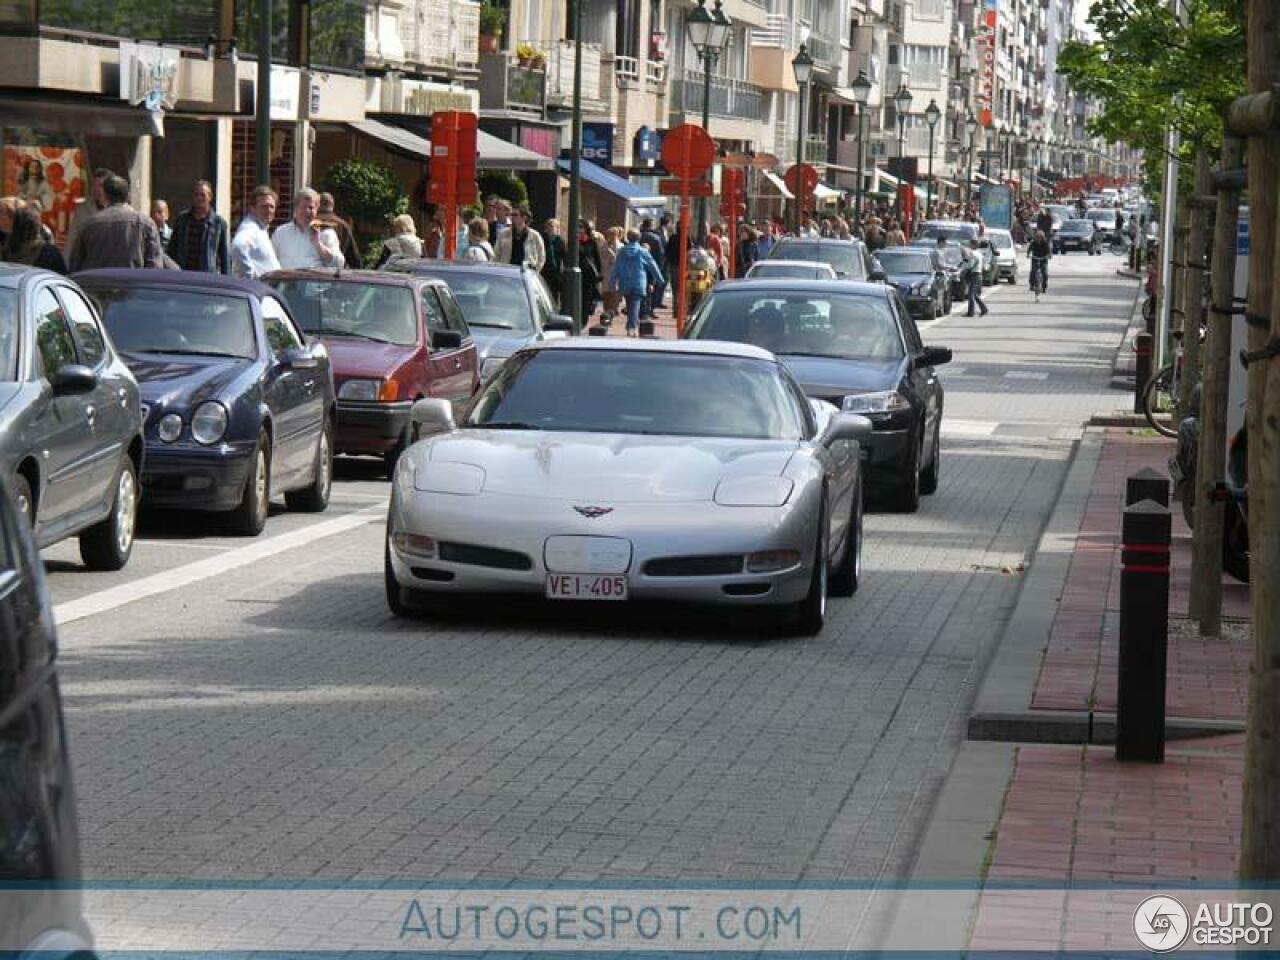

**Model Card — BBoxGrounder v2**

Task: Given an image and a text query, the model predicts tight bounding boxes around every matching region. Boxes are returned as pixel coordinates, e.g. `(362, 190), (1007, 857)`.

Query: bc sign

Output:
(582, 123), (615, 168)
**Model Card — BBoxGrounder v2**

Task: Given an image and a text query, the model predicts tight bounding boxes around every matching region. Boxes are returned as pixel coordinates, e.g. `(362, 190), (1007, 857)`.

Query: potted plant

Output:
(516, 42), (540, 67)
(479, 2), (505, 54)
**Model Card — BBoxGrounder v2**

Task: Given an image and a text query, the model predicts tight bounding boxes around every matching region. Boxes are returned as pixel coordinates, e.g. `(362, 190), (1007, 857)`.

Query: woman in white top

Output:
(462, 218), (494, 261)
(377, 214), (423, 266)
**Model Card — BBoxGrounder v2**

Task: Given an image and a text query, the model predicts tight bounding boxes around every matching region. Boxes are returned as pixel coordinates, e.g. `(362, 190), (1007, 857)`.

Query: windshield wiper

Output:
(135, 349), (238, 358)
(466, 320), (517, 330)
(775, 351), (843, 359)
(316, 330), (391, 344)
(472, 420), (541, 430)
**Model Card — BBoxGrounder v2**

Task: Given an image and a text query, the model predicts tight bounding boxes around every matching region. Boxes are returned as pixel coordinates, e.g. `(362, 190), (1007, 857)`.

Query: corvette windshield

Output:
(468, 350), (805, 440)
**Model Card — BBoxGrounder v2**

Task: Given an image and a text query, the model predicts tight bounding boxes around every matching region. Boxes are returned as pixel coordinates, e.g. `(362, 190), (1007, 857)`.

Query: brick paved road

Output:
(44, 251), (1136, 894)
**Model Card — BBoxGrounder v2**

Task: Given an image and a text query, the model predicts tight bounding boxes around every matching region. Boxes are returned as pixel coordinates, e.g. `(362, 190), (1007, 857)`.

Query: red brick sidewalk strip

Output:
(1032, 428), (1250, 721)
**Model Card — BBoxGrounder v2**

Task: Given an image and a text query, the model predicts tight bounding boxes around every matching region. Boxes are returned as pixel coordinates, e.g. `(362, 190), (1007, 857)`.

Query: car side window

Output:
(32, 288), (76, 378)
(434, 287), (471, 336)
(261, 296), (303, 356)
(531, 282), (555, 330)
(421, 289), (448, 335)
(56, 287), (107, 369)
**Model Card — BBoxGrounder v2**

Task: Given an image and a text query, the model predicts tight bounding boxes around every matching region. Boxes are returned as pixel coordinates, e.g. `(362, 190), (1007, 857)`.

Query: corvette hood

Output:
(421, 431), (798, 502)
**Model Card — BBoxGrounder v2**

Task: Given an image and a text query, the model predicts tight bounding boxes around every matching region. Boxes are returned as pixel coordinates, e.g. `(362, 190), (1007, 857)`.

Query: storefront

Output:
(553, 158), (665, 231)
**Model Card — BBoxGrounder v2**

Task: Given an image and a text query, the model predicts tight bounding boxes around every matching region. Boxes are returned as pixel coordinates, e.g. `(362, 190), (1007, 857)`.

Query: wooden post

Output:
(1238, 0), (1280, 883)
(1189, 138), (1243, 635)
(1169, 205), (1189, 377)
(1176, 152), (1211, 425)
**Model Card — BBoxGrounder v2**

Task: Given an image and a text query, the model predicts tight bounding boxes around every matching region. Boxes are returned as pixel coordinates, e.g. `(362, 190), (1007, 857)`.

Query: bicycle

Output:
(1029, 256), (1048, 301)
(1109, 233), (1132, 256)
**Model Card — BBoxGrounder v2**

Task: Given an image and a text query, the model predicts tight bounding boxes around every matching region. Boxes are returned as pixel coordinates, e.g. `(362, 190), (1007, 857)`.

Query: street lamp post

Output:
(687, 0), (732, 243)
(850, 69), (871, 230)
(892, 80), (912, 222)
(924, 98), (940, 220)
(790, 43), (813, 235)
(564, 0), (584, 332)
(964, 111), (978, 207)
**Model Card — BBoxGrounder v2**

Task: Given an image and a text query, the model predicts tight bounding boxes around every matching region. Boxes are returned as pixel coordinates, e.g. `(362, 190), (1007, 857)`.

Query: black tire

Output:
(891, 433), (923, 513)
(780, 505), (828, 636)
(1223, 508), (1250, 583)
(285, 418), (333, 513)
(13, 473), (34, 527)
(79, 460), (138, 571)
(383, 419), (414, 479)
(385, 537), (413, 617)
(920, 420), (941, 495)
(228, 430), (270, 536)
(829, 481), (861, 598)
(921, 302), (936, 323)
(1142, 366), (1178, 438)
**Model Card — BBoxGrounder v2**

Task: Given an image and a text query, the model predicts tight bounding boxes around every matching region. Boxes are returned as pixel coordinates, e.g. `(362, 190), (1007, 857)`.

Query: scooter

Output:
(686, 246), (718, 314)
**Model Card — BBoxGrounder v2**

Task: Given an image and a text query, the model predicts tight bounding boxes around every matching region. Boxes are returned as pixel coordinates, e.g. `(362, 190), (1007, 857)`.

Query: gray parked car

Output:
(383, 260), (572, 383)
(0, 265), (144, 569)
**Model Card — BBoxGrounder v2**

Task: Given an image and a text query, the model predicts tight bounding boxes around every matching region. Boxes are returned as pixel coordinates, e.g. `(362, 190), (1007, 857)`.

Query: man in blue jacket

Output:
(609, 229), (665, 336)
(639, 218), (667, 318)
(167, 180), (230, 273)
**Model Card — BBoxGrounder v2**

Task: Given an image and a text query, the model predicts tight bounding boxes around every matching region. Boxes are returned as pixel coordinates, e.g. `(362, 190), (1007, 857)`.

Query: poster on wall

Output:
(3, 143), (88, 247)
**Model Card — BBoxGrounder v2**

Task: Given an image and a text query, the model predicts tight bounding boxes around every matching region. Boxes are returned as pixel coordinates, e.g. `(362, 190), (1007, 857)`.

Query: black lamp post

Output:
(964, 110), (978, 207)
(924, 98), (940, 219)
(791, 43), (813, 235)
(688, 0), (732, 243)
(892, 80), (912, 221)
(564, 0), (585, 332)
(850, 68), (871, 229)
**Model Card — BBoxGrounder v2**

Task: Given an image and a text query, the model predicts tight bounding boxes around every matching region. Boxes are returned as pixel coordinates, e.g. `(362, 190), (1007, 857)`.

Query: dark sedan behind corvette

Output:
(76, 270), (337, 536)
(684, 279), (951, 512)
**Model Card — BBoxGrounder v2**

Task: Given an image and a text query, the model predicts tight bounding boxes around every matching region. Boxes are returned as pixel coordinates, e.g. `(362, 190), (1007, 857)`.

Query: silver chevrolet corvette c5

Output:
(384, 338), (872, 635)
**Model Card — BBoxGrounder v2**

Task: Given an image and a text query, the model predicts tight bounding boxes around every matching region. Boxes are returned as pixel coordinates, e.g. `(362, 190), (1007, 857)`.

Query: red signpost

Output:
(428, 111), (478, 259)
(660, 123), (716, 337)
(785, 162), (818, 232)
(719, 167), (745, 278)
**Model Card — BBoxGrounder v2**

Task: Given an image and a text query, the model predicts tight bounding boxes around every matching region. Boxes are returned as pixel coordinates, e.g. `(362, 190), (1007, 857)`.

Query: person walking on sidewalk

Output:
(638, 218), (666, 318)
(608, 229), (664, 337)
(964, 238), (989, 316)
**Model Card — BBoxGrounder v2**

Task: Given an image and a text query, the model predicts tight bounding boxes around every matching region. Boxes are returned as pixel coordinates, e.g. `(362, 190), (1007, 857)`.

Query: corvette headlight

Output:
(480, 357), (506, 381)
(191, 402), (228, 445)
(391, 531), (437, 559)
(157, 413), (183, 443)
(714, 476), (794, 507)
(842, 391), (910, 414)
(338, 379), (399, 402)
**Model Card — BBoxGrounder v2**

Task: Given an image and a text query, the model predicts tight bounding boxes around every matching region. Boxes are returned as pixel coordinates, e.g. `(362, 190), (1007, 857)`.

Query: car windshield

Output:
(988, 233), (1013, 250)
(875, 250), (933, 275)
(467, 349), (805, 440)
(937, 246), (965, 268)
(92, 287), (257, 359)
(747, 262), (834, 279)
(272, 280), (417, 346)
(1062, 220), (1092, 233)
(918, 224), (976, 243)
(0, 290), (16, 381)
(768, 241), (867, 279)
(394, 268), (531, 332)
(687, 290), (904, 362)
(1087, 210), (1116, 222)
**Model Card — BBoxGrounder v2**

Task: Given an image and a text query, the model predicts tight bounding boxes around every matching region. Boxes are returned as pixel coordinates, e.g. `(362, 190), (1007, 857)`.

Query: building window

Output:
(41, 0), (218, 43)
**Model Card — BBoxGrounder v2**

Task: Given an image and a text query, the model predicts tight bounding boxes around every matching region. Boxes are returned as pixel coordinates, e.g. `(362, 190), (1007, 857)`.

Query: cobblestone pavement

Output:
(44, 251), (1136, 895)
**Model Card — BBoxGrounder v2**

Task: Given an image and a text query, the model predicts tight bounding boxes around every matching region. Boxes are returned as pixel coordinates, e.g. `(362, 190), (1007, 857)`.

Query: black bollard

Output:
(1134, 331), (1154, 414)
(1115, 498), (1172, 763)
(1126, 466), (1169, 508)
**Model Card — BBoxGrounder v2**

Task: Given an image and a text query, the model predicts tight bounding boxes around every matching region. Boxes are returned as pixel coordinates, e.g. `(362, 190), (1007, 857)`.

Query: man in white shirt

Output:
(231, 185), (282, 279)
(272, 187), (345, 269)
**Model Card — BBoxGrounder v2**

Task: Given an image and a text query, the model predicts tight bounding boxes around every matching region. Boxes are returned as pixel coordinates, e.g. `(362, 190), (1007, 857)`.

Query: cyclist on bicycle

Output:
(1029, 229), (1052, 293)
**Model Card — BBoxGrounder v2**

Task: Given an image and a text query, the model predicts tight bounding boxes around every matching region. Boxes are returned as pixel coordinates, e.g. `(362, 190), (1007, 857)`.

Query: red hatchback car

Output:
(268, 270), (478, 472)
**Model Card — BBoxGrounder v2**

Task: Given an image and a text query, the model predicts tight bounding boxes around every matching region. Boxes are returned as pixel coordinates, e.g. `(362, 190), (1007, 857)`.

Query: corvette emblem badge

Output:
(573, 506), (614, 518)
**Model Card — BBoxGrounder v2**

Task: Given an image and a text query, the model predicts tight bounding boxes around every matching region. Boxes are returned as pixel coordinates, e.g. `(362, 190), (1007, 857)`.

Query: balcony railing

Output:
(805, 135), (828, 162)
(547, 40), (608, 108)
(477, 52), (546, 115)
(368, 0), (479, 72)
(615, 55), (640, 83)
(676, 69), (764, 121)
(646, 59), (666, 87)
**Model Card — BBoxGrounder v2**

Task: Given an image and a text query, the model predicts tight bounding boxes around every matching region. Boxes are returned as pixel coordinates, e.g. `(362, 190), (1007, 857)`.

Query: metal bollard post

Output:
(1134, 331), (1154, 413)
(1115, 497), (1172, 763)
(1126, 466), (1170, 508)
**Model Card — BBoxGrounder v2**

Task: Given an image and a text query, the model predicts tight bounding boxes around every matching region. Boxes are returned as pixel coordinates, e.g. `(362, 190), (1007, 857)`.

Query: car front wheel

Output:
(228, 430), (270, 536)
(286, 418), (333, 513)
(780, 505), (828, 636)
(829, 481), (862, 597)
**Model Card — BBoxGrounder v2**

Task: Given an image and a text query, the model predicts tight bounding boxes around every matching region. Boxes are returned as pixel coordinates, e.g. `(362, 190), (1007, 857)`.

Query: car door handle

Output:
(304, 379), (315, 391)
(84, 404), (95, 424)
(454, 358), (462, 369)
(117, 386), (128, 407)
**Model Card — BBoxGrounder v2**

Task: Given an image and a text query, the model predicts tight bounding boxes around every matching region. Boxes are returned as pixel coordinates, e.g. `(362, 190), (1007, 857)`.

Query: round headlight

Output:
(191, 401), (228, 445)
(157, 413), (182, 443)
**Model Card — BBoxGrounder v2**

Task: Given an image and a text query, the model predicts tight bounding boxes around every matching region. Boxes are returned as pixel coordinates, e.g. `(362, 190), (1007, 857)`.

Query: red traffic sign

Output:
(721, 167), (744, 199)
(661, 123), (716, 181)
(784, 163), (819, 196)
(659, 178), (714, 197)
(719, 200), (747, 217)
(430, 111), (479, 205)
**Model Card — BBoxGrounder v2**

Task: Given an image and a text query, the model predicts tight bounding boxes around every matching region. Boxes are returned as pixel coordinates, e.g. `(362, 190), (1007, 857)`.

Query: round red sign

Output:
(661, 124), (716, 181)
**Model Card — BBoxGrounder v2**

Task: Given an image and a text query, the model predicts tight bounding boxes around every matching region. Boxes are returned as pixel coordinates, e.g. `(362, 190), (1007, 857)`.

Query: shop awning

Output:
(350, 119), (553, 171)
(0, 97), (162, 137)
(555, 158), (664, 208)
(972, 171), (999, 185)
(814, 182), (843, 201)
(936, 177), (959, 190)
(762, 170), (794, 200)
(875, 169), (928, 201)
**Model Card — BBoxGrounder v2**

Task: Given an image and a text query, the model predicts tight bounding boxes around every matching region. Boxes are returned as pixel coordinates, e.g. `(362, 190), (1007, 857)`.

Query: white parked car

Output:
(985, 229), (1018, 284)
(745, 260), (838, 281)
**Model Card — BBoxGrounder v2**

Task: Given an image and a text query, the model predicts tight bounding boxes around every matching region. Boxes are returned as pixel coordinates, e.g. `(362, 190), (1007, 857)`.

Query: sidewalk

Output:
(971, 428), (1248, 946)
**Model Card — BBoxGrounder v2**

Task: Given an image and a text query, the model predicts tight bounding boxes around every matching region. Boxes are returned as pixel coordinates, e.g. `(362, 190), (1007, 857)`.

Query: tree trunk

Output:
(1190, 140), (1242, 635)
(1176, 152), (1210, 427)
(1239, 0), (1280, 883)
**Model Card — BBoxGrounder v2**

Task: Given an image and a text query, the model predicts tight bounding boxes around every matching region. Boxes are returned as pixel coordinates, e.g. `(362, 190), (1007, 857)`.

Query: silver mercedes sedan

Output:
(384, 338), (872, 635)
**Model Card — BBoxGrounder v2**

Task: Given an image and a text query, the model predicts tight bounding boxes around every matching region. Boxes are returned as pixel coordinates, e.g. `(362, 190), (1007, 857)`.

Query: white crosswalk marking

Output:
(1005, 371), (1049, 380)
(941, 419), (1000, 437)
